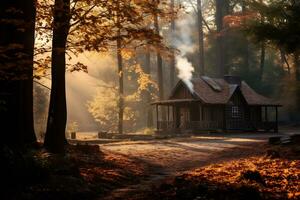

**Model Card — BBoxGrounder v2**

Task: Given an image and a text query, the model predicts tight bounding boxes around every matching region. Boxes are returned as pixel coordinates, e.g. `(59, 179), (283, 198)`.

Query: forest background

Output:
(33, 0), (300, 138)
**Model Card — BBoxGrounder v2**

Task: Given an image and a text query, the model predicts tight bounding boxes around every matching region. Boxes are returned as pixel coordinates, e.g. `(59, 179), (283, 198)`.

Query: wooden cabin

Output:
(152, 76), (281, 134)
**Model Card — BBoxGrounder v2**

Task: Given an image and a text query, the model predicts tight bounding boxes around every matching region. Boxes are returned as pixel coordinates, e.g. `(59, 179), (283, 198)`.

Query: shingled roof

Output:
(168, 76), (280, 106)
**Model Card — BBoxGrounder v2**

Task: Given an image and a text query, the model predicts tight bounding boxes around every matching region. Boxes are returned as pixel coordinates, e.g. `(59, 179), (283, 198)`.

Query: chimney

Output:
(224, 75), (241, 86)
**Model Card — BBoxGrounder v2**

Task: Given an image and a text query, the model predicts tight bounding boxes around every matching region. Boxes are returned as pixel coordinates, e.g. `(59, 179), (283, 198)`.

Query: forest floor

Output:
(3, 132), (299, 200)
(98, 133), (300, 200)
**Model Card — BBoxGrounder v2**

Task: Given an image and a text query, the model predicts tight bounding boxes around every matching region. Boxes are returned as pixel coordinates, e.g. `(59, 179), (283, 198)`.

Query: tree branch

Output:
(187, 0), (212, 33)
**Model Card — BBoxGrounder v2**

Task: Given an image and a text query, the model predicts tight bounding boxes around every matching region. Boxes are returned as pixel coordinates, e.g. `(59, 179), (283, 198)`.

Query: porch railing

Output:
(157, 120), (222, 130)
(157, 121), (175, 130)
(157, 120), (277, 131)
(189, 121), (223, 130)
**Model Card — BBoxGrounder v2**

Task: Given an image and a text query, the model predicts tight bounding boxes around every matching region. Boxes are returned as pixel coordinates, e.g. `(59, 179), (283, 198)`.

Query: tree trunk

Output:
(295, 52), (300, 81)
(215, 0), (226, 77)
(0, 0), (36, 148)
(154, 10), (166, 121)
(144, 49), (154, 128)
(197, 0), (205, 76)
(259, 42), (265, 82)
(242, 3), (249, 73)
(258, 2), (265, 81)
(280, 49), (290, 74)
(117, 33), (124, 134)
(170, 0), (176, 87)
(19, 0), (37, 145)
(44, 0), (70, 153)
(116, 1), (124, 134)
(292, 52), (300, 120)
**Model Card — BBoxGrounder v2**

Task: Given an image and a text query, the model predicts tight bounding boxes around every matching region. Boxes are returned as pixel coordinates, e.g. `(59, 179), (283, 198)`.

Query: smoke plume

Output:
(176, 56), (194, 92)
(174, 14), (195, 93)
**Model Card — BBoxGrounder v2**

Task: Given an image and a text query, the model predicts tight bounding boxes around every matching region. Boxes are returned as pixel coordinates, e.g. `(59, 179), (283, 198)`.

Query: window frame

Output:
(231, 106), (241, 118)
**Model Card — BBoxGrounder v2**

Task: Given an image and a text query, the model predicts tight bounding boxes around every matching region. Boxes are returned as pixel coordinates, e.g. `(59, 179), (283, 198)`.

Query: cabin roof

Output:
(165, 77), (281, 106)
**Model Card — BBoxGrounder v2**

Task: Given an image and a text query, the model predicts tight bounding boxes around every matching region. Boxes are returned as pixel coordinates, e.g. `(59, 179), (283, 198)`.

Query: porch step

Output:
(280, 136), (292, 145)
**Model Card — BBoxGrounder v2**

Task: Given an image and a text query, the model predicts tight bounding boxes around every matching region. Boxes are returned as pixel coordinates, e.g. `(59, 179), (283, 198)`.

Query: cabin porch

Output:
(152, 100), (279, 134)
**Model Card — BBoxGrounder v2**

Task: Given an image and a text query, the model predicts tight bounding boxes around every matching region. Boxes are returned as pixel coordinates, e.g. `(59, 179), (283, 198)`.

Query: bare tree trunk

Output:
(170, 0), (176, 87)
(144, 49), (154, 127)
(215, 0), (226, 77)
(259, 42), (265, 82)
(44, 0), (70, 153)
(242, 3), (249, 73)
(117, 32), (124, 134)
(116, 1), (124, 134)
(197, 0), (205, 76)
(154, 10), (166, 121)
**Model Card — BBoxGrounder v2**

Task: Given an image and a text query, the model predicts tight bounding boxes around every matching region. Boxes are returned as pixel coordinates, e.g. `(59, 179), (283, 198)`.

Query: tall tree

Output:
(44, 0), (71, 153)
(246, 0), (300, 119)
(294, 52), (300, 120)
(257, 0), (265, 82)
(19, 0), (37, 145)
(37, 0), (165, 142)
(144, 48), (154, 127)
(215, 0), (225, 77)
(170, 0), (176, 87)
(197, 0), (205, 76)
(215, 0), (229, 77)
(116, 1), (124, 134)
(294, 52), (300, 81)
(241, 1), (250, 73)
(259, 41), (265, 81)
(246, 1), (300, 54)
(0, 0), (36, 147)
(154, 2), (166, 121)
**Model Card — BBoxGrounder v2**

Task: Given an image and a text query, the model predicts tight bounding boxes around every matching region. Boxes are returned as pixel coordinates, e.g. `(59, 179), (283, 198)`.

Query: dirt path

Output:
(98, 134), (279, 200)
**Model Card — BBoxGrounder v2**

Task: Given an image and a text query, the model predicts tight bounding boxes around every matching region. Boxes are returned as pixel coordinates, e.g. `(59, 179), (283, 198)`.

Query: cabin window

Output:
(231, 106), (241, 118)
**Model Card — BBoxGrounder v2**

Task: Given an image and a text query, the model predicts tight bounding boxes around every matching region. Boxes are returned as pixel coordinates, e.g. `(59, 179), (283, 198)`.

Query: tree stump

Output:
(71, 132), (76, 139)
(98, 131), (107, 139)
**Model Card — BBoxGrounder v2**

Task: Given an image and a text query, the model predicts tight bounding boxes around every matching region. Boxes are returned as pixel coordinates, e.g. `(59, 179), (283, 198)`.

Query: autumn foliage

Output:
(153, 145), (300, 200)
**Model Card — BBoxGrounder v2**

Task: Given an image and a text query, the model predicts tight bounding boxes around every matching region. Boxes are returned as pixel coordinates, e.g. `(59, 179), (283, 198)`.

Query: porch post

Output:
(275, 106), (278, 133)
(167, 106), (170, 128)
(172, 105), (175, 128)
(265, 106), (268, 122)
(223, 105), (227, 131)
(199, 105), (202, 121)
(201, 106), (204, 121)
(156, 104), (159, 130)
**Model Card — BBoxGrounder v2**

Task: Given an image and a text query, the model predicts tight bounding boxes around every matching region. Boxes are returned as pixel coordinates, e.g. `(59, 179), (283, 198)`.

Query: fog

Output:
(67, 52), (119, 131)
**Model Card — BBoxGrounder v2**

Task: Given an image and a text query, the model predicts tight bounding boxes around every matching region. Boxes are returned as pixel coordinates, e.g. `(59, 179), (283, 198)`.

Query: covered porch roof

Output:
(151, 99), (201, 105)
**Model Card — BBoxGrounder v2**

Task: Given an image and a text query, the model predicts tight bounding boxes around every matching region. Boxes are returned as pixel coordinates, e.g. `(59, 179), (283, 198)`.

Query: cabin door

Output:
(190, 103), (200, 121)
(179, 107), (189, 129)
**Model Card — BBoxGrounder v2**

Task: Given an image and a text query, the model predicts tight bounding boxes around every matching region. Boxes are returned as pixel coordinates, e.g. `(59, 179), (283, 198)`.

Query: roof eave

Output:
(151, 99), (201, 105)
(248, 104), (282, 107)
